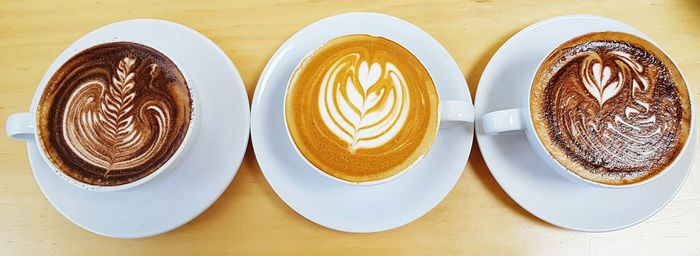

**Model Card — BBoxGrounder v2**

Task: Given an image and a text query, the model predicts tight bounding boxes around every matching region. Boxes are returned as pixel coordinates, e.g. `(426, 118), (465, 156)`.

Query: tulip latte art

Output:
(531, 32), (691, 185)
(318, 59), (410, 152)
(38, 42), (192, 186)
(286, 35), (439, 182)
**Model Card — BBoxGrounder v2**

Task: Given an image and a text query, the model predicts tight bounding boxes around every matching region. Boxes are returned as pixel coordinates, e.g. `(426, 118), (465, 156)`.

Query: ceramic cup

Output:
(283, 34), (474, 186)
(480, 32), (694, 188)
(5, 41), (199, 192)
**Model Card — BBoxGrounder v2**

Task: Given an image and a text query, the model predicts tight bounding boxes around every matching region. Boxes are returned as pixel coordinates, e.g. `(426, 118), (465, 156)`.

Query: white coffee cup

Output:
(480, 32), (694, 188)
(5, 41), (199, 192)
(283, 34), (474, 186)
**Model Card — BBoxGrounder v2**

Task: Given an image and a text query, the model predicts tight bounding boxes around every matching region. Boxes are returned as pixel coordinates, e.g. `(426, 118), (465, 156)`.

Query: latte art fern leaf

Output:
(37, 42), (192, 186)
(101, 57), (137, 149)
(62, 56), (172, 176)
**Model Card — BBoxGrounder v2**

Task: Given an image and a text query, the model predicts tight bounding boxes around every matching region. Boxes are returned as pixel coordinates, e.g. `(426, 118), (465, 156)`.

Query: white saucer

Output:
(251, 12), (473, 233)
(25, 19), (250, 238)
(474, 15), (698, 232)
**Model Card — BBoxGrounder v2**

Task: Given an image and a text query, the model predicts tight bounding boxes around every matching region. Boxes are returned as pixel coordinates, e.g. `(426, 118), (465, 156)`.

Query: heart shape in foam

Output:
(582, 59), (622, 106)
(357, 61), (383, 115)
(358, 61), (382, 93)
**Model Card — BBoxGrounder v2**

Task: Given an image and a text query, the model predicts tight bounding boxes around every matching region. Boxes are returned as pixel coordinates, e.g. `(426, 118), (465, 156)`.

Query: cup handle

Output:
(6, 112), (35, 140)
(439, 100), (474, 128)
(481, 108), (524, 134)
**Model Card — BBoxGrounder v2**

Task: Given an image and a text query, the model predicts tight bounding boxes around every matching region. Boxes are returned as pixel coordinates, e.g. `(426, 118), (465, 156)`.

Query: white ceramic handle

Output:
(6, 112), (35, 140)
(439, 100), (474, 128)
(481, 108), (524, 134)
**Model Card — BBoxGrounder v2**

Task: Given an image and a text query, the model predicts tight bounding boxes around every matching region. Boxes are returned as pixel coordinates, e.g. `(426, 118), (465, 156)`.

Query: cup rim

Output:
(282, 33), (448, 186)
(33, 40), (199, 192)
(524, 31), (696, 189)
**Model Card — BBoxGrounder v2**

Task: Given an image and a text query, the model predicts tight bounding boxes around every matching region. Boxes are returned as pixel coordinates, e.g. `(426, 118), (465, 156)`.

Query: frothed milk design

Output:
(63, 57), (173, 175)
(286, 35), (439, 183)
(38, 42), (192, 186)
(532, 32), (692, 185)
(318, 58), (410, 152)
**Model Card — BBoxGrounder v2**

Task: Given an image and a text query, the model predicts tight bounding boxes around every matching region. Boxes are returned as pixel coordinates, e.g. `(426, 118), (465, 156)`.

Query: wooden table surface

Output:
(1, 0), (699, 255)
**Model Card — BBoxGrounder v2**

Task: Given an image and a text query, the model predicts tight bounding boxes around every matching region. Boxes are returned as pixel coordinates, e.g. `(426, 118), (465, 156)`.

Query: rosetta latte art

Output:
(534, 33), (691, 184)
(319, 58), (410, 152)
(63, 57), (171, 175)
(38, 42), (191, 186)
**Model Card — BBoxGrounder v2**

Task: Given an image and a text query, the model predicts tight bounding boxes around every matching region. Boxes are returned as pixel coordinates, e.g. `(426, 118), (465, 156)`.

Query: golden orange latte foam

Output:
(285, 35), (439, 183)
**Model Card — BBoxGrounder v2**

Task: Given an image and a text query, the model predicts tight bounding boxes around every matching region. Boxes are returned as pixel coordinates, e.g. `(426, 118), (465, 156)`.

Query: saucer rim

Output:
(474, 14), (697, 232)
(251, 12), (474, 233)
(25, 18), (250, 239)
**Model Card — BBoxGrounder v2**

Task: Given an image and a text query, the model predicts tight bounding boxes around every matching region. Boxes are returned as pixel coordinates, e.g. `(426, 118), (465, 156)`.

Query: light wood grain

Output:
(1, 0), (699, 255)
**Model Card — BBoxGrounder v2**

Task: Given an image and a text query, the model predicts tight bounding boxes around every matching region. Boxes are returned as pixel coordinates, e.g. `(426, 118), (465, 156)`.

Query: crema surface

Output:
(285, 35), (439, 182)
(38, 42), (192, 186)
(531, 32), (691, 185)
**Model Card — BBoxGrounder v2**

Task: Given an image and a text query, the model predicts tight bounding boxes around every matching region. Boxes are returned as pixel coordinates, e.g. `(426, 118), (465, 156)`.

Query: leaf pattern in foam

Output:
(63, 57), (172, 176)
(102, 57), (137, 148)
(318, 57), (410, 152)
(582, 56), (623, 106)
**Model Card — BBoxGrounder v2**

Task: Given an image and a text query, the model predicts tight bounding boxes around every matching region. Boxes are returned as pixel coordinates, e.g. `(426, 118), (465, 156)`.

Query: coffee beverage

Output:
(531, 32), (691, 185)
(37, 42), (192, 186)
(285, 35), (439, 183)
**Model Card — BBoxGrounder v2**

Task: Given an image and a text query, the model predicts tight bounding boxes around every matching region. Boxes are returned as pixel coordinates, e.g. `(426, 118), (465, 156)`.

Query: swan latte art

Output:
(38, 42), (192, 186)
(285, 35), (439, 183)
(531, 32), (692, 185)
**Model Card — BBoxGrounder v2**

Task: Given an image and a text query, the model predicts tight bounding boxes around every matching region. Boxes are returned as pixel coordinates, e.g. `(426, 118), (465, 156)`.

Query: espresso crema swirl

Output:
(38, 42), (192, 186)
(286, 35), (439, 182)
(532, 32), (691, 185)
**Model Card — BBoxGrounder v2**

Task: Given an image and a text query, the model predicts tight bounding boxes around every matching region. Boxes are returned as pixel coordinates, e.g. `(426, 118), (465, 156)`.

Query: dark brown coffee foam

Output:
(38, 42), (192, 186)
(531, 32), (691, 185)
